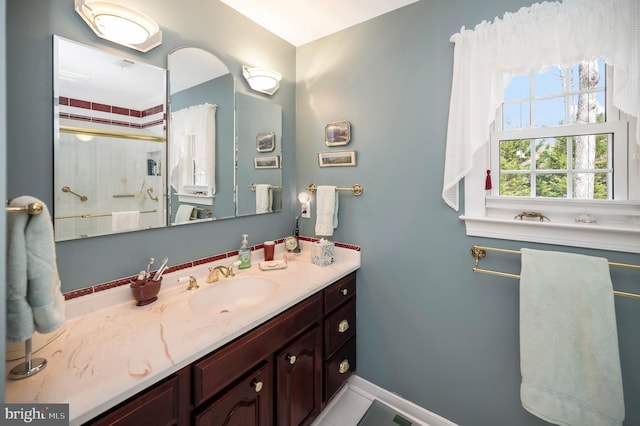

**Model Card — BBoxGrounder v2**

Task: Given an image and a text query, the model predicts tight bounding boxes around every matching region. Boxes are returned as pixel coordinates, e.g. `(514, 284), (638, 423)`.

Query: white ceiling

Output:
(220, 0), (420, 46)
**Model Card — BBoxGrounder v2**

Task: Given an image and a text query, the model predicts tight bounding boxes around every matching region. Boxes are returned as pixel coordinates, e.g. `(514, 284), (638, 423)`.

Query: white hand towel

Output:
(175, 204), (195, 223)
(111, 210), (140, 231)
(7, 196), (65, 342)
(256, 184), (272, 214)
(519, 248), (625, 426)
(315, 186), (338, 236)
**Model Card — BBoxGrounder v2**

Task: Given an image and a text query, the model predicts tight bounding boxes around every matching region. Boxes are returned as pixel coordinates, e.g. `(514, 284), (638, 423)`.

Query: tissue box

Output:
(311, 239), (335, 267)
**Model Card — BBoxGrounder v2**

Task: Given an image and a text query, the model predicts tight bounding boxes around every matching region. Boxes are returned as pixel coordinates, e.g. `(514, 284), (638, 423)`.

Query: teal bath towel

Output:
(7, 196), (65, 342)
(519, 248), (624, 426)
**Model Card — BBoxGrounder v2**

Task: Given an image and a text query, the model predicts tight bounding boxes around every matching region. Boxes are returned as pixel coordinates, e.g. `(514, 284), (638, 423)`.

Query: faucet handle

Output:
(187, 276), (199, 290)
(207, 267), (220, 283)
(228, 260), (241, 277)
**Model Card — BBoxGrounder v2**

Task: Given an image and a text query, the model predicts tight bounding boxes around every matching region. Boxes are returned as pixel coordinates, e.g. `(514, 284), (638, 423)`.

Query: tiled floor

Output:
(312, 375), (457, 426)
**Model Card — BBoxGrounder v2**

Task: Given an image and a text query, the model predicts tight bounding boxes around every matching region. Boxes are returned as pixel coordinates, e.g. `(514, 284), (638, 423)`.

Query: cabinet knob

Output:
(340, 288), (348, 296)
(287, 354), (297, 365)
(338, 319), (350, 333)
(252, 379), (263, 393)
(338, 359), (350, 374)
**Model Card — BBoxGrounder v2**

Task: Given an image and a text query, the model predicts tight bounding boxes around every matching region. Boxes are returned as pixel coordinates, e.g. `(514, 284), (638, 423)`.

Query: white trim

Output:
(461, 215), (640, 253)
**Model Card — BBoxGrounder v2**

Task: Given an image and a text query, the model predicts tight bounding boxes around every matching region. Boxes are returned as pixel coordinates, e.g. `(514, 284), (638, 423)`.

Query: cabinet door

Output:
(276, 326), (322, 426)
(195, 361), (273, 426)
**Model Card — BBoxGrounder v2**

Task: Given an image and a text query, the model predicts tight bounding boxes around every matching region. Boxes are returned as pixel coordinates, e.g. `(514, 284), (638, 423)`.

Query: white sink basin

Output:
(189, 276), (279, 313)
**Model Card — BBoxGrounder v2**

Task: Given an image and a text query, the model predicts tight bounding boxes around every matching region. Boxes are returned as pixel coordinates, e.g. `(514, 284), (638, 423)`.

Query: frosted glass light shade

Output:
(242, 65), (282, 95)
(75, 0), (162, 53)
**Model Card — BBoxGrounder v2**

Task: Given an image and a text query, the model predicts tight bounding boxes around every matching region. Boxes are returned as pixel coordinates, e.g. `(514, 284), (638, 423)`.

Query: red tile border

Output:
(62, 237), (361, 300)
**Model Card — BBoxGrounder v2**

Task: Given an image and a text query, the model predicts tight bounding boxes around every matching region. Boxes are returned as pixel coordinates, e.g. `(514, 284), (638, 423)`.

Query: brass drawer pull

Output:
(338, 359), (350, 374)
(338, 319), (350, 333)
(287, 354), (297, 365)
(340, 288), (348, 296)
(252, 379), (263, 393)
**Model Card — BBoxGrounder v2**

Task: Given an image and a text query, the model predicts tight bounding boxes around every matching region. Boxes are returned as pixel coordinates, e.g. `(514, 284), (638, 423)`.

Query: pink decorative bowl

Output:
(130, 279), (162, 306)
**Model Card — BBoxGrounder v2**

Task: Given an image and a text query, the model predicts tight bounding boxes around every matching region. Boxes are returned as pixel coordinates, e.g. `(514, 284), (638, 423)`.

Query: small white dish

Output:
(259, 260), (288, 271)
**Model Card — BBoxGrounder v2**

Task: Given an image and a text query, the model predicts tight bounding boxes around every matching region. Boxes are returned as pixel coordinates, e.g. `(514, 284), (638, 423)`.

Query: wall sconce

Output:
(75, 0), (162, 53)
(242, 65), (282, 95)
(298, 192), (311, 219)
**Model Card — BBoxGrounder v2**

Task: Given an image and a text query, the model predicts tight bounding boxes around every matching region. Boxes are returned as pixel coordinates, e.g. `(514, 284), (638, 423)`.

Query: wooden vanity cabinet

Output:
(322, 272), (357, 403)
(194, 361), (273, 426)
(193, 292), (322, 426)
(87, 365), (192, 426)
(276, 325), (322, 426)
(86, 272), (357, 426)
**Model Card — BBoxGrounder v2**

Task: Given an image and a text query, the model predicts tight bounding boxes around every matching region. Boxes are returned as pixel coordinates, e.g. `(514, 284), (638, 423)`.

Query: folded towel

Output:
(519, 248), (625, 426)
(111, 210), (140, 231)
(256, 184), (272, 214)
(315, 186), (338, 236)
(175, 204), (195, 223)
(7, 196), (65, 342)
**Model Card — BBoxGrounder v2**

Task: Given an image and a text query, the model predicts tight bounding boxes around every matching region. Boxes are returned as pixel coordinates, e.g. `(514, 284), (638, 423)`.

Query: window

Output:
(461, 59), (639, 253)
(444, 0), (640, 253)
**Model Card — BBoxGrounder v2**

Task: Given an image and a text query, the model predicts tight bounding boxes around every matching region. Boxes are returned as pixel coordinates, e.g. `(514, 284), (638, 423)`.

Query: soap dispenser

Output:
(238, 234), (252, 269)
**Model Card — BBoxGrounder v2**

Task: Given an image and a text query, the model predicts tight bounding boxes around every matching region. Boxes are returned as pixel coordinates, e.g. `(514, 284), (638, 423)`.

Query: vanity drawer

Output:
(324, 272), (356, 314)
(324, 298), (356, 357)
(193, 292), (322, 407)
(324, 337), (356, 402)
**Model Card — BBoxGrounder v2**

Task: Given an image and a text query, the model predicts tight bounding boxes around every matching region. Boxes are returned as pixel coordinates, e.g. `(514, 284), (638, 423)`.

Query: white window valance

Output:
(442, 0), (639, 211)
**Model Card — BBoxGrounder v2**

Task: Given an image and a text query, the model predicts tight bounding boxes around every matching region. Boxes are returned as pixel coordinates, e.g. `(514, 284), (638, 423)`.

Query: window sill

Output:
(460, 215), (640, 253)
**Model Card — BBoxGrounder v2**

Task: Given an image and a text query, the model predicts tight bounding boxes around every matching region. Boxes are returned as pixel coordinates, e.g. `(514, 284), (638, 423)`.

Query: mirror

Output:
(236, 94), (283, 216)
(167, 47), (236, 224)
(53, 36), (167, 241)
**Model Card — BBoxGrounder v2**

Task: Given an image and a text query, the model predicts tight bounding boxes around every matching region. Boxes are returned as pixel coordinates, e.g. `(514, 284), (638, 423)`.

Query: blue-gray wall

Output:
(1, 0), (7, 398)
(6, 0), (296, 291)
(4, 0), (640, 424)
(296, 1), (640, 425)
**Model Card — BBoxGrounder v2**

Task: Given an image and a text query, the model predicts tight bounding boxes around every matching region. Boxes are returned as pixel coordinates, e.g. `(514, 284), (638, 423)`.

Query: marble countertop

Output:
(5, 242), (360, 425)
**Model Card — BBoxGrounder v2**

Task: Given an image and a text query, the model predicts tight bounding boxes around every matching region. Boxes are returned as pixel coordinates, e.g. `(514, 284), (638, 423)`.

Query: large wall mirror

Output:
(236, 94), (283, 216)
(53, 38), (284, 240)
(167, 47), (236, 224)
(53, 36), (167, 241)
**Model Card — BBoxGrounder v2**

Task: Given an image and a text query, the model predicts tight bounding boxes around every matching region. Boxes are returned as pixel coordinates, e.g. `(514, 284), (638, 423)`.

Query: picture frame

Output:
(254, 155), (280, 169)
(325, 120), (351, 146)
(318, 150), (356, 167)
(256, 131), (276, 152)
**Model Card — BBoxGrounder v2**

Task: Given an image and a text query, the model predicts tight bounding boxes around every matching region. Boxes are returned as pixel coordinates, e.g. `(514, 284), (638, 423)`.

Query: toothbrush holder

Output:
(130, 278), (162, 306)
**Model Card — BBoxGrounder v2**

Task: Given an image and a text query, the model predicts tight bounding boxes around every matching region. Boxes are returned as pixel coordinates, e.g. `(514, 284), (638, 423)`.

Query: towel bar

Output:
(248, 183), (282, 191)
(5, 201), (43, 215)
(6, 199), (48, 379)
(306, 182), (363, 196)
(470, 245), (640, 300)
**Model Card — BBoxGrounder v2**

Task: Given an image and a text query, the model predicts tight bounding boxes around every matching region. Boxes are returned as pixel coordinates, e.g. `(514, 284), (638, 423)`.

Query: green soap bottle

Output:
(238, 234), (252, 269)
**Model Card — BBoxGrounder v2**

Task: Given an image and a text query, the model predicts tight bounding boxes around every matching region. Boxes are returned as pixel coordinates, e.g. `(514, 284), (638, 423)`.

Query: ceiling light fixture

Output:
(75, 0), (162, 53)
(242, 65), (282, 95)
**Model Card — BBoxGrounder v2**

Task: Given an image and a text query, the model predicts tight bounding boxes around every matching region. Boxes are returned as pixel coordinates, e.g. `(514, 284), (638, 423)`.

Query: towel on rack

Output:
(315, 186), (338, 236)
(519, 248), (625, 426)
(7, 196), (65, 342)
(111, 210), (140, 231)
(256, 184), (272, 214)
(175, 204), (195, 223)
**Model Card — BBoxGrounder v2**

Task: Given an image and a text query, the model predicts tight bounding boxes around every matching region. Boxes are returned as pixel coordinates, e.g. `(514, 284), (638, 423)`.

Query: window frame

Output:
(460, 64), (640, 253)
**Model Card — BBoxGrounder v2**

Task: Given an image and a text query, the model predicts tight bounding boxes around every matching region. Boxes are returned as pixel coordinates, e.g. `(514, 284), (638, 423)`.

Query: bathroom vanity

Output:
(5, 243), (360, 426)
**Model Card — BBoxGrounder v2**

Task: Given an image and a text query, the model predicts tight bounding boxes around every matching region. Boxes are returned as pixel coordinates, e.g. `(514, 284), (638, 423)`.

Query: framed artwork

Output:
(318, 150), (356, 167)
(325, 120), (351, 146)
(254, 155), (280, 169)
(256, 131), (276, 152)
